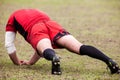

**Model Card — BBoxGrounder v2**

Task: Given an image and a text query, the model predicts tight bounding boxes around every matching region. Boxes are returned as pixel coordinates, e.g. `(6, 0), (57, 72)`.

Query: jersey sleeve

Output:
(5, 14), (17, 54)
(6, 14), (17, 32)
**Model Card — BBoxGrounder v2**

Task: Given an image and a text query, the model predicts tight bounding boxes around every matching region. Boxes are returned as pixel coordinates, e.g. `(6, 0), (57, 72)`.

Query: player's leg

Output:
(29, 22), (61, 75)
(36, 38), (61, 75)
(56, 35), (120, 74)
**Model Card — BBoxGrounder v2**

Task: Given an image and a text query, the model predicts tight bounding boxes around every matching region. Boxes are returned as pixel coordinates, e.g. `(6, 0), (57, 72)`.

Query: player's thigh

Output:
(56, 35), (83, 54)
(36, 38), (53, 54)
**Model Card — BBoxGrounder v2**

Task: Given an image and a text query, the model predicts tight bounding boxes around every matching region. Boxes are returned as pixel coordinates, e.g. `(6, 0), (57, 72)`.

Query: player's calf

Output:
(43, 48), (62, 75)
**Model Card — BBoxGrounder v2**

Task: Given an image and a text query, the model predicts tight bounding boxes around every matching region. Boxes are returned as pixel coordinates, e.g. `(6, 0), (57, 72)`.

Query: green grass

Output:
(0, 0), (120, 80)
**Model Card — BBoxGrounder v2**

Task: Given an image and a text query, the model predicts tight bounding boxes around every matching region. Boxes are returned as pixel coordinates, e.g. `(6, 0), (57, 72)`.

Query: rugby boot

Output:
(107, 59), (120, 74)
(52, 56), (62, 75)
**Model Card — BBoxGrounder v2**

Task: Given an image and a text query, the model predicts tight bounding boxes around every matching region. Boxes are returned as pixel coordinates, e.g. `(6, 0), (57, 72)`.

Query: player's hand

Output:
(20, 60), (30, 65)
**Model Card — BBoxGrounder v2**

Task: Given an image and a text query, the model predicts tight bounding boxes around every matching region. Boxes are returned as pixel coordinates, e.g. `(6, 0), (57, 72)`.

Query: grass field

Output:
(0, 0), (120, 80)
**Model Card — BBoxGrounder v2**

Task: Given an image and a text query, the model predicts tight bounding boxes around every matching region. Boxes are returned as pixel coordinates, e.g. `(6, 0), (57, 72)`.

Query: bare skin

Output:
(9, 51), (21, 65)
(56, 35), (83, 54)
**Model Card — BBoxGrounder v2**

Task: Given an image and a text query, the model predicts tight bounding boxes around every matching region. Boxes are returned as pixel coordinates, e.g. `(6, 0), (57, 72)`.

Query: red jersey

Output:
(6, 9), (50, 39)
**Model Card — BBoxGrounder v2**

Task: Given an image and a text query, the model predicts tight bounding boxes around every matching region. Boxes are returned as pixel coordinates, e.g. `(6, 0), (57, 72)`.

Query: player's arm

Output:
(5, 31), (21, 65)
(23, 51), (41, 65)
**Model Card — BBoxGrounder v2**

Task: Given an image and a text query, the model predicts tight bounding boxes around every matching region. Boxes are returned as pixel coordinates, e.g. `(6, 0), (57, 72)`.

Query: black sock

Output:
(80, 45), (111, 64)
(43, 48), (56, 61)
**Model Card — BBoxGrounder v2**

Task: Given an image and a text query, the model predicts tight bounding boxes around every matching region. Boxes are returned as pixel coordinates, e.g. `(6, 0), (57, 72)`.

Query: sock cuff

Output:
(79, 45), (94, 55)
(79, 45), (86, 55)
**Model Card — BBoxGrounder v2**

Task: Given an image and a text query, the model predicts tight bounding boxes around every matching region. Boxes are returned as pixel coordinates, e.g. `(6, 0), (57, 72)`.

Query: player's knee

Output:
(43, 48), (56, 61)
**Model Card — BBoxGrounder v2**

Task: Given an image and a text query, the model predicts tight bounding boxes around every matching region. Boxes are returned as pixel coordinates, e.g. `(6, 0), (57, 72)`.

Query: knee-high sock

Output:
(80, 45), (111, 64)
(43, 48), (56, 61)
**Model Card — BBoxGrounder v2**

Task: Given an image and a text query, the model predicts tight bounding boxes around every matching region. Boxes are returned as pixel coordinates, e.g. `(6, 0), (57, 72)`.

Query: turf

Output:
(0, 0), (120, 80)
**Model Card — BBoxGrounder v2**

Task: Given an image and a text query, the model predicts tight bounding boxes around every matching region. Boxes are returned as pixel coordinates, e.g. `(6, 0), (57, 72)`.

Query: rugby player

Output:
(5, 9), (120, 75)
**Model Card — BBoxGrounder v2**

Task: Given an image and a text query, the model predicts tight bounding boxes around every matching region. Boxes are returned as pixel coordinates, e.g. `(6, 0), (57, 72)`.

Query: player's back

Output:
(12, 9), (50, 31)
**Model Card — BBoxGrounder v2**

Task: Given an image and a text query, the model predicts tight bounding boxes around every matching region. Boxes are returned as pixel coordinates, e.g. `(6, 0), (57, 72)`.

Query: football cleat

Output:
(52, 56), (62, 75)
(107, 59), (120, 74)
